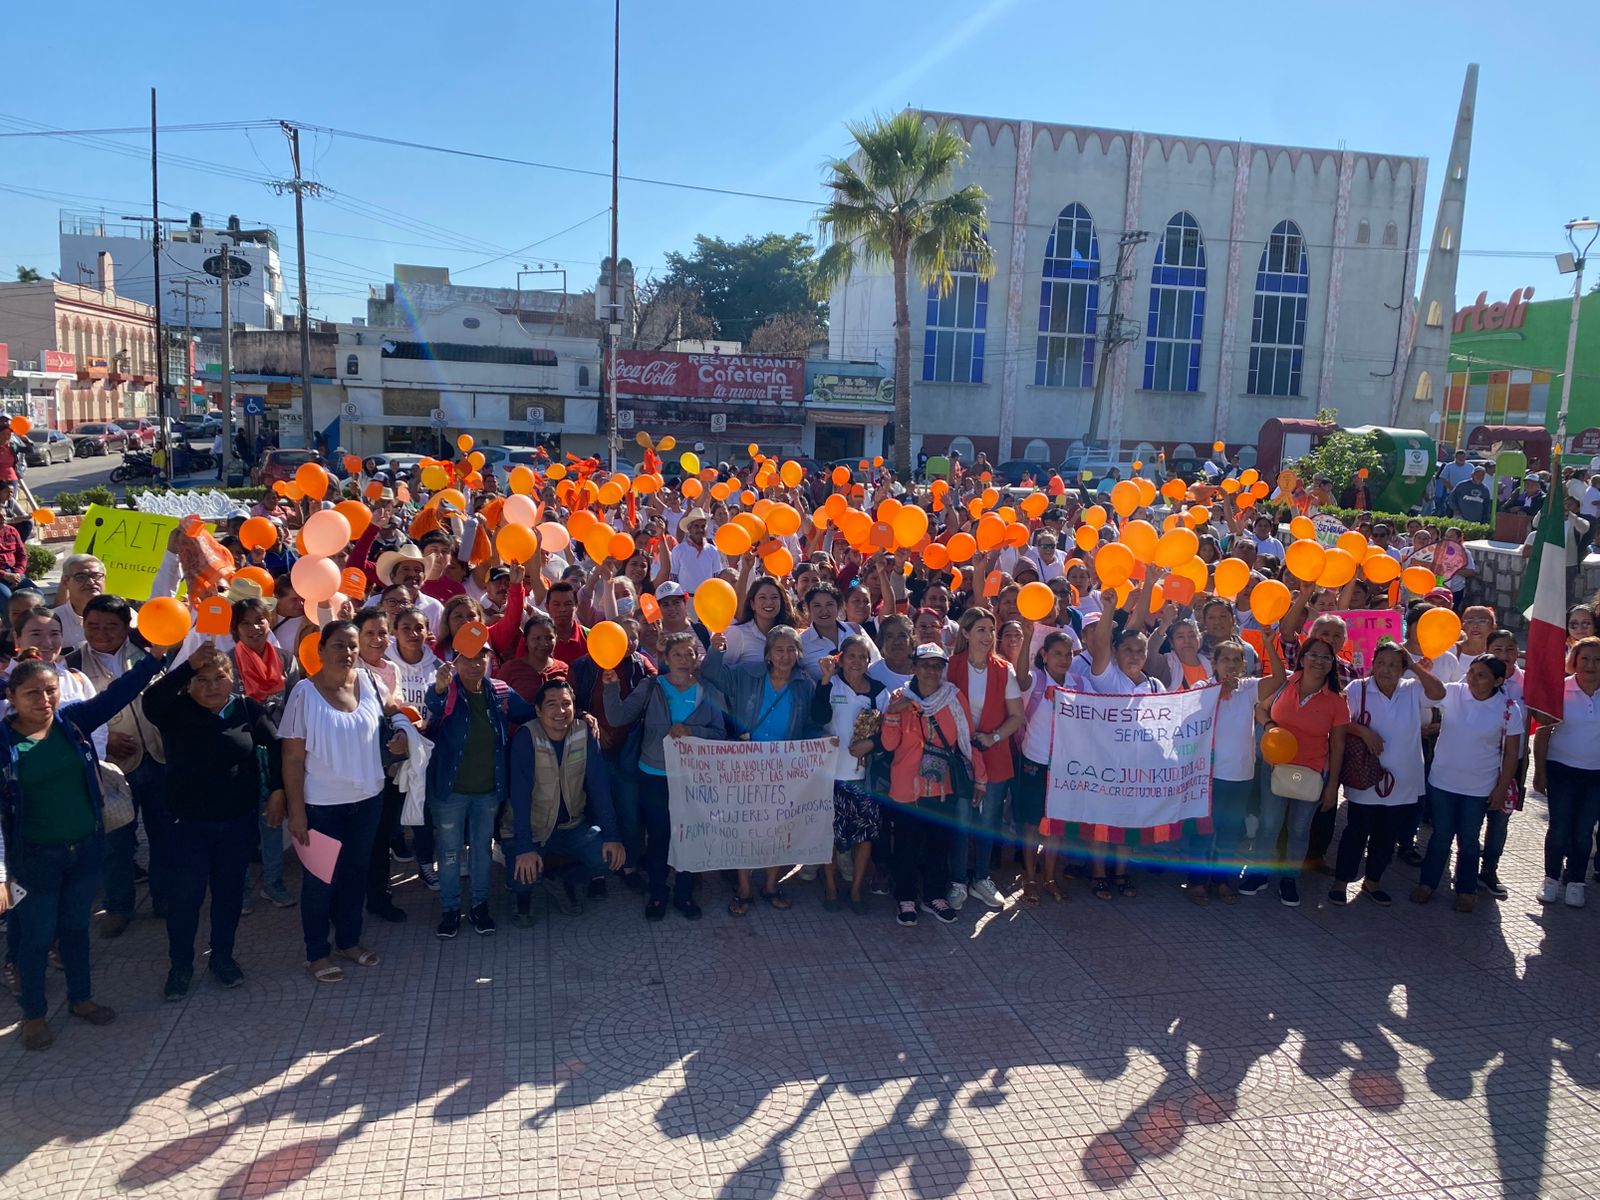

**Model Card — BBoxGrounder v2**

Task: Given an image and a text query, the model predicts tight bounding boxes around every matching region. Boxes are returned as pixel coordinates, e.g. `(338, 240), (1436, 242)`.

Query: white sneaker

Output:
(946, 882), (968, 910)
(968, 878), (1004, 909)
(1538, 878), (1561, 904)
(1565, 882), (1586, 908)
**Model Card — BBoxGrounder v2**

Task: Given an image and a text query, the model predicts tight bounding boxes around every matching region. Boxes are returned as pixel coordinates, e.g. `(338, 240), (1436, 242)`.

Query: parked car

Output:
(25, 429), (76, 466)
(992, 460), (1054, 487)
(172, 417), (221, 443)
(70, 422), (130, 457)
(257, 448), (322, 489)
(114, 418), (158, 448)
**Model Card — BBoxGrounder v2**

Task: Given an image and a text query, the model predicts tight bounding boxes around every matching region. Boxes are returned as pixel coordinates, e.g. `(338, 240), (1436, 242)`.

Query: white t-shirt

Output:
(867, 659), (912, 692)
(1213, 678), (1262, 783)
(278, 675), (386, 806)
(820, 680), (876, 781)
(1546, 677), (1600, 769)
(1017, 669), (1069, 764)
(387, 645), (443, 711)
(961, 657), (1022, 718)
(1422, 649), (1463, 686)
(669, 540), (724, 595)
(1345, 676), (1426, 806)
(1085, 664), (1164, 695)
(1428, 681), (1521, 797)
(800, 621), (879, 681)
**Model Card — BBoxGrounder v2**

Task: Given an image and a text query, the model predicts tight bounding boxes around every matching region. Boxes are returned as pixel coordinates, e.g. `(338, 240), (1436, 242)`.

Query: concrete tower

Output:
(1393, 63), (1478, 433)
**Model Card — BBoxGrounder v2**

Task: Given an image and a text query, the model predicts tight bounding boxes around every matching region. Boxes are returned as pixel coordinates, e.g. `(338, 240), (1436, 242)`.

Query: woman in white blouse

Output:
(279, 620), (407, 983)
(1532, 636), (1600, 908)
(1479, 628), (1527, 899)
(1412, 654), (1522, 913)
(1330, 644), (1443, 907)
(1205, 636), (1283, 905)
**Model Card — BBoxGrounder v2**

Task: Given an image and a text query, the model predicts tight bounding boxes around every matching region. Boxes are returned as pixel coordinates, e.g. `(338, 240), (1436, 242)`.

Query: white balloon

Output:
(503, 494), (539, 528)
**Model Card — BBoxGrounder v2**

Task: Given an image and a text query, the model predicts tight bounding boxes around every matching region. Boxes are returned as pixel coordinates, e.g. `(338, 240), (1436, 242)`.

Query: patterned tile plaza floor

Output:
(3, 803), (1598, 1200)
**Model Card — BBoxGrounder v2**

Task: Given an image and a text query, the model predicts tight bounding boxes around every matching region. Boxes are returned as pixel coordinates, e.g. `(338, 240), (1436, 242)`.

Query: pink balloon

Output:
(536, 521), (571, 554)
(502, 494), (538, 528)
(302, 509), (352, 558)
(291, 555), (342, 603)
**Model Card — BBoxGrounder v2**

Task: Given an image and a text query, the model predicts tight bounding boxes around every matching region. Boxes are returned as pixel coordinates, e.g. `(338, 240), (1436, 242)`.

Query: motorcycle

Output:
(109, 451), (156, 484)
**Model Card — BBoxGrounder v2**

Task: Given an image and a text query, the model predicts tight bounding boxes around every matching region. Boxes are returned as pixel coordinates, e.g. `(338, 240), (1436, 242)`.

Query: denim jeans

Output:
(434, 790), (497, 913)
(1480, 809), (1510, 876)
(104, 759), (171, 917)
(1210, 778), (1254, 881)
(256, 793), (286, 890)
(639, 771), (693, 903)
(1419, 784), (1487, 894)
(604, 748), (641, 870)
(1334, 801), (1401, 885)
(950, 777), (1009, 886)
(542, 823), (610, 879)
(166, 812), (255, 972)
(1253, 761), (1323, 880)
(366, 779), (405, 908)
(1544, 762), (1600, 884)
(300, 796), (382, 962)
(11, 834), (106, 1020)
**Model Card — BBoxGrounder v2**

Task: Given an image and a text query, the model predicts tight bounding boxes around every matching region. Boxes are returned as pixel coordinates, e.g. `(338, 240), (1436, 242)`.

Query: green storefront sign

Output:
(811, 374), (892, 406)
(1445, 288), (1600, 447)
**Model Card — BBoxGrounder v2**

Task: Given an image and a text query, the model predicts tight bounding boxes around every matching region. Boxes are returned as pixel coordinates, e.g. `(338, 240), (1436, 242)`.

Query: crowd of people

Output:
(0, 438), (1596, 1055)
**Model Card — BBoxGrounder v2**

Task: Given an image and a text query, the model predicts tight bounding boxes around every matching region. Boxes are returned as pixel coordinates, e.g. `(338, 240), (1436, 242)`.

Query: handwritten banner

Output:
(665, 737), (837, 872)
(1047, 684), (1220, 840)
(71, 505), (192, 601)
(1333, 609), (1403, 673)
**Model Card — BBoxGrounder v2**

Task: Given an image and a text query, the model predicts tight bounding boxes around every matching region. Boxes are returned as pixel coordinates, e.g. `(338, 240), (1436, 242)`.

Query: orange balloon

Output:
(588, 620), (630, 670)
(1212, 557), (1249, 599)
(780, 460), (804, 488)
(1285, 540), (1327, 583)
(1003, 522), (1031, 549)
(9, 415), (32, 436)
(975, 513), (1008, 552)
(946, 532), (978, 563)
(597, 481), (626, 508)
(239, 516), (279, 551)
(1074, 525), (1099, 552)
(891, 505), (929, 548)
(335, 499), (372, 540)
(1335, 531), (1368, 559)
(1261, 727), (1299, 766)
(767, 504), (802, 538)
(1110, 480), (1140, 517)
(457, 434), (474, 453)
(608, 532), (636, 562)
(1017, 581), (1055, 621)
(295, 461), (330, 501)
(547, 463), (567, 480)
(1170, 557), (1209, 594)
(681, 478), (704, 500)
(496, 523), (538, 563)
(1249, 579), (1292, 625)
(235, 565), (275, 596)
(1402, 566), (1437, 596)
(714, 524), (752, 557)
(298, 632), (322, 676)
(1289, 516), (1316, 541)
(1316, 547), (1359, 589)
(1153, 527), (1199, 569)
(1095, 543), (1136, 588)
(342, 454), (362, 475)
(1118, 519), (1158, 563)
(1133, 478), (1157, 509)
(695, 578), (738, 633)
(1362, 550), (1401, 585)
(581, 522), (615, 563)
(1021, 493), (1049, 519)
(1416, 607), (1463, 659)
(567, 509), (598, 540)
(137, 596), (191, 645)
(1083, 505), (1108, 529)
(831, 465), (851, 486)
(763, 546), (794, 577)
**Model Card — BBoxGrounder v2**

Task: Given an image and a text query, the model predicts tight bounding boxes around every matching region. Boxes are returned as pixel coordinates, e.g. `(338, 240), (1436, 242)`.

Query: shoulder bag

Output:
(98, 760), (136, 833)
(1339, 680), (1392, 795)
(1264, 677), (1323, 803)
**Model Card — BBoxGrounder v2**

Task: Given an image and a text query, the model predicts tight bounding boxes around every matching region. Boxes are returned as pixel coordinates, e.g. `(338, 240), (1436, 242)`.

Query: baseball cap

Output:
(912, 643), (950, 664)
(655, 581), (687, 600)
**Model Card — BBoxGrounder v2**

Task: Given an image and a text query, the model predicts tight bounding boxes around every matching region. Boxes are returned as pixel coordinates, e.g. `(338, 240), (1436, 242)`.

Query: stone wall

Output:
(1464, 541), (1600, 632)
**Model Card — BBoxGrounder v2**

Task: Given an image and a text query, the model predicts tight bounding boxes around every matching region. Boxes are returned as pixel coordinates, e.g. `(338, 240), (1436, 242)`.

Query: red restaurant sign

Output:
(612, 350), (803, 404)
(42, 349), (77, 374)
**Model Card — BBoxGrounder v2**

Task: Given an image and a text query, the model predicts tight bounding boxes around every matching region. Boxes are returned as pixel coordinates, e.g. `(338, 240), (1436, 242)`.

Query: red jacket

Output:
(0, 523), (26, 576)
(947, 653), (1016, 783)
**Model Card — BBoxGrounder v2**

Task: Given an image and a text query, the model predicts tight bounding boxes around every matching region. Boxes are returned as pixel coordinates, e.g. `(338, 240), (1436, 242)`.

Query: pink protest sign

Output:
(1334, 609), (1403, 673)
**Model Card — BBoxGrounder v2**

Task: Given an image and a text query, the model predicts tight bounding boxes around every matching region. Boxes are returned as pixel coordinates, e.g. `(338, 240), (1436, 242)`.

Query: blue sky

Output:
(1, 0), (1594, 326)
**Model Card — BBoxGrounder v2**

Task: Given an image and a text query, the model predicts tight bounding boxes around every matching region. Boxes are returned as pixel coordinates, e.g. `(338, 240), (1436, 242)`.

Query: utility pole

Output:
(606, 0), (621, 472)
(170, 280), (203, 420)
(1556, 218), (1598, 445)
(219, 241), (233, 488)
(150, 88), (168, 435)
(275, 122), (323, 456)
(1084, 229), (1149, 452)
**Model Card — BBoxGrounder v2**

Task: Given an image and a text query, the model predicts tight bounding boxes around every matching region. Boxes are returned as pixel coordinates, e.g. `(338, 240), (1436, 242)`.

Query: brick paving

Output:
(2, 808), (1598, 1200)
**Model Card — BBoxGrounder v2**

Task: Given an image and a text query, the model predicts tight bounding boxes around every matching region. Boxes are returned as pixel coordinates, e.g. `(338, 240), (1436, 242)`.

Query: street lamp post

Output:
(1555, 218), (1598, 446)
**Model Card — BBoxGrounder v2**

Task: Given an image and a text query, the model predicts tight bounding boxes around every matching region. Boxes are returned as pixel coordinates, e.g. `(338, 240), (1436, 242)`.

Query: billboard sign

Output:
(43, 350), (76, 374)
(613, 350), (803, 404)
(810, 373), (893, 407)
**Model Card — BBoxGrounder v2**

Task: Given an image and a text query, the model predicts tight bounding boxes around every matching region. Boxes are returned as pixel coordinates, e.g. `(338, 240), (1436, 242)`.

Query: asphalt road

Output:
(21, 448), (228, 504)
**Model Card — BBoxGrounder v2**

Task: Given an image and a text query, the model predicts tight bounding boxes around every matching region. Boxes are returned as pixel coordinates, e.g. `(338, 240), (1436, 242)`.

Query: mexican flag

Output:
(1519, 479), (1567, 721)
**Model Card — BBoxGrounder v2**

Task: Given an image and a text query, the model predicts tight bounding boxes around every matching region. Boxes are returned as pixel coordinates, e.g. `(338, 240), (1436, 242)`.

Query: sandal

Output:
(1042, 878), (1066, 903)
(1114, 874), (1137, 899)
(306, 958), (345, 984)
(727, 895), (753, 918)
(334, 946), (381, 968)
(69, 1001), (117, 1026)
(1091, 877), (1113, 901)
(760, 889), (792, 911)
(1022, 880), (1042, 907)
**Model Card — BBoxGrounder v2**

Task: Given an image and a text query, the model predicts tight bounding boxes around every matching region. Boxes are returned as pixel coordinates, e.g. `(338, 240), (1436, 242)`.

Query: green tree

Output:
(660, 233), (822, 344)
(813, 112), (994, 477)
(1292, 428), (1384, 494)
(15, 266), (42, 282)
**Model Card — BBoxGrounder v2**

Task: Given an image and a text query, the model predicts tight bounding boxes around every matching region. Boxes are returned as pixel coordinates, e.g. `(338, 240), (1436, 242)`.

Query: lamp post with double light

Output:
(1555, 218), (1598, 445)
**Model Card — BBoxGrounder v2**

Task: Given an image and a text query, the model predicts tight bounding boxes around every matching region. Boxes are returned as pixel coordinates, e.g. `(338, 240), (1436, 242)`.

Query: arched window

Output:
(577, 365), (591, 388)
(1426, 301), (1444, 328)
(1356, 220), (1370, 245)
(1247, 220), (1309, 397)
(1383, 222), (1398, 247)
(947, 436), (976, 461)
(345, 354), (359, 376)
(1414, 371), (1433, 402)
(923, 248), (988, 383)
(1143, 212), (1206, 392)
(1023, 438), (1051, 461)
(1132, 443), (1157, 474)
(1035, 204), (1099, 387)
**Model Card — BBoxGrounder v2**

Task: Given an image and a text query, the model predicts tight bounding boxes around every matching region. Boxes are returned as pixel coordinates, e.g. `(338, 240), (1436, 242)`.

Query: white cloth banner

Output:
(1046, 684), (1221, 832)
(665, 736), (837, 872)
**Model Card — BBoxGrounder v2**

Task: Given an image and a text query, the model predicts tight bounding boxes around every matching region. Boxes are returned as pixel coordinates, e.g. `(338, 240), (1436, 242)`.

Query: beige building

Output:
(0, 256), (159, 429)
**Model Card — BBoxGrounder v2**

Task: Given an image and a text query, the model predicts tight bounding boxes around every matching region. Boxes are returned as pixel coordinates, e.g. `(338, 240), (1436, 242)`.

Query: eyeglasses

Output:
(70, 571), (106, 583)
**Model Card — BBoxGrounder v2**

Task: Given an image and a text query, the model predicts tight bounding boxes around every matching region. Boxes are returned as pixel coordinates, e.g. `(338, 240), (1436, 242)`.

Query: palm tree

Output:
(15, 266), (42, 282)
(813, 112), (994, 478)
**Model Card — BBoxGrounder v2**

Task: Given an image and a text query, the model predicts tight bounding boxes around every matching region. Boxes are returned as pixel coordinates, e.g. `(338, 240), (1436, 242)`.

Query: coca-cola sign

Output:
(612, 350), (802, 404)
